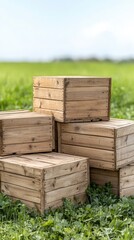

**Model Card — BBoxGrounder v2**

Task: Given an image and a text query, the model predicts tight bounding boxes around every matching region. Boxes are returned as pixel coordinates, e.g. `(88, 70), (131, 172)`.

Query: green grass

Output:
(0, 61), (134, 118)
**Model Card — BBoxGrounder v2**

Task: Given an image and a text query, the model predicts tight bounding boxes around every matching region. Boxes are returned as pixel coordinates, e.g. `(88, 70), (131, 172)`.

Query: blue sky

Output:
(0, 0), (134, 61)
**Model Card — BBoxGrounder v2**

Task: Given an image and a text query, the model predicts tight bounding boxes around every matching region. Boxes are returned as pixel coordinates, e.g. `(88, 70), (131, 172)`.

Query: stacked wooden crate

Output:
(33, 76), (134, 198)
(1, 75), (134, 214)
(0, 110), (89, 212)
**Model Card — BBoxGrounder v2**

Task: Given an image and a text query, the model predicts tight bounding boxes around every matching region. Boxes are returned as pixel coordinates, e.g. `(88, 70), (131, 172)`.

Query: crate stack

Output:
(33, 76), (134, 198)
(0, 111), (89, 213)
(1, 75), (134, 213)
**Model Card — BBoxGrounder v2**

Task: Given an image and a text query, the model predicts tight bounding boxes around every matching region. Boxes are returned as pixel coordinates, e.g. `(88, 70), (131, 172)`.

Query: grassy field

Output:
(0, 61), (134, 119)
(1, 61), (134, 239)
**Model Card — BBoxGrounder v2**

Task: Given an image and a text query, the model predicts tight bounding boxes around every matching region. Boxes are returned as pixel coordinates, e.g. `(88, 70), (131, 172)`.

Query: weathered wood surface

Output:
(58, 118), (134, 170)
(33, 76), (111, 122)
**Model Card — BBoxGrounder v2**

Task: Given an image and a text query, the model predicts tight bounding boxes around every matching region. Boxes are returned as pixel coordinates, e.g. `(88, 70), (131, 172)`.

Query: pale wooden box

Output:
(58, 119), (134, 170)
(33, 76), (111, 122)
(0, 111), (53, 155)
(0, 152), (89, 213)
(91, 165), (134, 197)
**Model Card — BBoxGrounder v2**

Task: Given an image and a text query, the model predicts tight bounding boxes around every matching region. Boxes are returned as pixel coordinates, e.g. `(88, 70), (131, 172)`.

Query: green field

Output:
(0, 61), (134, 119)
(1, 61), (134, 239)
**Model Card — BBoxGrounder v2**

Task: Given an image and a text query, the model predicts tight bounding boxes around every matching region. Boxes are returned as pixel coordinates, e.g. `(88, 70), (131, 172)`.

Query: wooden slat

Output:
(40, 152), (88, 162)
(33, 87), (64, 100)
(1, 182), (41, 203)
(45, 193), (87, 209)
(66, 99), (108, 110)
(116, 124), (134, 137)
(65, 77), (111, 88)
(33, 98), (64, 111)
(33, 77), (64, 89)
(65, 110), (109, 121)
(120, 165), (134, 178)
(34, 108), (64, 122)
(45, 182), (88, 203)
(66, 87), (109, 101)
(90, 168), (119, 195)
(2, 115), (52, 128)
(89, 159), (115, 170)
(120, 175), (134, 189)
(2, 141), (52, 155)
(1, 172), (41, 190)
(24, 153), (85, 166)
(61, 132), (114, 150)
(116, 144), (134, 161)
(3, 126), (52, 144)
(61, 144), (114, 162)
(45, 159), (88, 179)
(59, 122), (114, 138)
(0, 110), (29, 115)
(45, 170), (88, 192)
(116, 134), (134, 149)
(120, 187), (134, 197)
(91, 168), (118, 177)
(117, 155), (134, 169)
(0, 159), (44, 177)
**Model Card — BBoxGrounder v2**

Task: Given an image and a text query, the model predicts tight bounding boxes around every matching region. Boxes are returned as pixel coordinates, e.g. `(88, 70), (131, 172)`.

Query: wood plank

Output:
(45, 159), (88, 179)
(45, 193), (87, 209)
(66, 100), (108, 110)
(33, 98), (64, 111)
(65, 110), (109, 121)
(3, 126), (52, 144)
(1, 172), (41, 190)
(65, 77), (111, 88)
(2, 141), (52, 155)
(59, 122), (114, 138)
(33, 77), (64, 89)
(116, 144), (134, 160)
(34, 108), (64, 122)
(120, 165), (134, 178)
(45, 182), (88, 203)
(66, 87), (109, 101)
(91, 168), (118, 177)
(89, 159), (115, 170)
(116, 124), (134, 137)
(1, 182), (41, 203)
(0, 110), (29, 115)
(0, 160), (43, 177)
(3, 127), (51, 144)
(120, 187), (134, 197)
(91, 173), (119, 187)
(40, 152), (87, 162)
(120, 175), (134, 189)
(61, 132), (114, 150)
(2, 115), (52, 128)
(61, 144), (114, 162)
(24, 153), (84, 165)
(33, 87), (64, 100)
(116, 134), (134, 149)
(117, 155), (134, 169)
(45, 170), (88, 192)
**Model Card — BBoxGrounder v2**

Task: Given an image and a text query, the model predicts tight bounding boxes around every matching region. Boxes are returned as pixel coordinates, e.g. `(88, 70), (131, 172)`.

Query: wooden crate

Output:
(33, 76), (111, 122)
(0, 152), (89, 213)
(91, 165), (134, 197)
(58, 118), (134, 170)
(0, 111), (53, 155)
